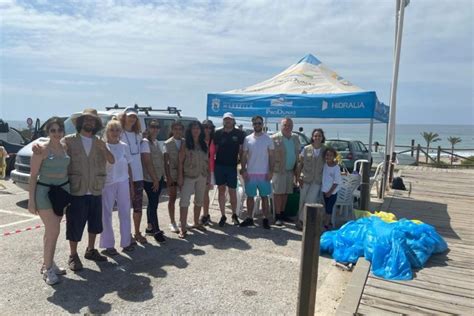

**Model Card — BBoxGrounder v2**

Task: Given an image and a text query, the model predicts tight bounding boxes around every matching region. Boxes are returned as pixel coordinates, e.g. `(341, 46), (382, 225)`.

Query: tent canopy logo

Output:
(322, 100), (328, 111)
(270, 97), (293, 107)
(211, 98), (220, 112)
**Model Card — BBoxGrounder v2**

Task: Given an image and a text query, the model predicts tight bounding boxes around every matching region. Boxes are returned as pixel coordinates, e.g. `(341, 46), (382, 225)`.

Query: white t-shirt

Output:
(120, 131), (143, 182)
(80, 135), (93, 156)
(105, 141), (132, 185)
(322, 163), (342, 194)
(243, 133), (274, 174)
(162, 139), (181, 153)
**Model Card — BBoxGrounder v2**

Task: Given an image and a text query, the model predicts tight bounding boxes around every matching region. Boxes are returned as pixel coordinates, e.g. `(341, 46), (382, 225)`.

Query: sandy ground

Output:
(0, 179), (351, 315)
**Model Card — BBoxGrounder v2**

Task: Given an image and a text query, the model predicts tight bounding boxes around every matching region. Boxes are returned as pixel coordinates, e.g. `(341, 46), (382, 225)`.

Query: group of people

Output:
(28, 107), (342, 286)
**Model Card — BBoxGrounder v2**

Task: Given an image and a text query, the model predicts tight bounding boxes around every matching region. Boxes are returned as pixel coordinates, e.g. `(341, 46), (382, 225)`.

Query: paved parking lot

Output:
(0, 179), (350, 315)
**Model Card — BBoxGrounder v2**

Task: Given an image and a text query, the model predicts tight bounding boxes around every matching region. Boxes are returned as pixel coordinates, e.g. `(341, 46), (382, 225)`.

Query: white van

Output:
(11, 105), (198, 190)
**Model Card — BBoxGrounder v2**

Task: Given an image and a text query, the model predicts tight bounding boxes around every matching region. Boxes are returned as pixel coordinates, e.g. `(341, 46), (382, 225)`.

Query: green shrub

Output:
(461, 156), (474, 166)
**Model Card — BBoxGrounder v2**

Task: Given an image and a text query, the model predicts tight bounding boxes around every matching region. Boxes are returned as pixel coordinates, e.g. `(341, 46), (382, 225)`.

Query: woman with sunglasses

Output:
(177, 121), (209, 238)
(141, 120), (166, 243)
(200, 119), (216, 226)
(99, 118), (135, 256)
(28, 117), (69, 285)
(119, 107), (147, 244)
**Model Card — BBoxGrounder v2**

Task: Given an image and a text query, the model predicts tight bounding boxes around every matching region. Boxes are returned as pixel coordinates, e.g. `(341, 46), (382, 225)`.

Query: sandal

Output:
(101, 248), (119, 256)
(192, 224), (207, 232)
(178, 230), (187, 239)
(134, 233), (148, 244)
(123, 245), (135, 252)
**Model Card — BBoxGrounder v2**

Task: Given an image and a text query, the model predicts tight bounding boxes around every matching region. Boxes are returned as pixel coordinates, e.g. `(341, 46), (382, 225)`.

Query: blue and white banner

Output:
(207, 92), (389, 123)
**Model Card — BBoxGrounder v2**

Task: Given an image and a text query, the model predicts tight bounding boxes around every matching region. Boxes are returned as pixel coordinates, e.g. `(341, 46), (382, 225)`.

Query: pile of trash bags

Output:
(320, 211), (448, 280)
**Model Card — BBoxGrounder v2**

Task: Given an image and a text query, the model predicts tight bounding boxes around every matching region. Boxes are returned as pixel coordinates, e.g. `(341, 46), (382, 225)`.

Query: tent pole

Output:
(382, 0), (407, 199)
(368, 118), (374, 163)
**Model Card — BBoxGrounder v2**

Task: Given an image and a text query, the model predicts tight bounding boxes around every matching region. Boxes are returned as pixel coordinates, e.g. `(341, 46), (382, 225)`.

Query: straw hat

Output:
(72, 108), (102, 129)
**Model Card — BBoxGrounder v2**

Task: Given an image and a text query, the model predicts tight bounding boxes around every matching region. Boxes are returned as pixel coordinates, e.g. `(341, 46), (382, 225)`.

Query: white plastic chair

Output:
(353, 162), (384, 203)
(236, 175), (275, 220)
(332, 174), (361, 227)
(353, 159), (369, 173)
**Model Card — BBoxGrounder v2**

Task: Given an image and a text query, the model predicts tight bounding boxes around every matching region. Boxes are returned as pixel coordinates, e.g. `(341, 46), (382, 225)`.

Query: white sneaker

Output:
(43, 268), (59, 285)
(169, 223), (179, 233)
(51, 262), (67, 275)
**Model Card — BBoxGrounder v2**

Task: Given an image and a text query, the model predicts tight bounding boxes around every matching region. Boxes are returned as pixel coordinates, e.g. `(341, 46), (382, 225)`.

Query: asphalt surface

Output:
(0, 179), (350, 315)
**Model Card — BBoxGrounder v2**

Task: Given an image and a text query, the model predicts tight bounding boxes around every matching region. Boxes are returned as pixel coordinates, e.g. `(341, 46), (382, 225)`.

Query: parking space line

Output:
(0, 217), (39, 229)
(0, 209), (37, 218)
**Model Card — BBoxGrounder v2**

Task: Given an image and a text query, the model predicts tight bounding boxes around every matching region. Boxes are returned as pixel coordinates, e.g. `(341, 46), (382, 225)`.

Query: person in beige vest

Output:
(141, 119), (166, 243)
(271, 117), (300, 226)
(64, 109), (114, 270)
(163, 120), (185, 233)
(177, 121), (209, 238)
(296, 128), (327, 229)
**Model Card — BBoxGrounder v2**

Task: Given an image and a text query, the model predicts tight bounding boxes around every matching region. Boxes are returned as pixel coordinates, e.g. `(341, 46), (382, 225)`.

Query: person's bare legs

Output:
(203, 186), (210, 217)
(246, 197), (255, 219)
(228, 188), (237, 215)
(261, 197), (270, 218)
(193, 205), (202, 226)
(218, 185), (227, 216)
(39, 210), (61, 269)
(179, 207), (188, 237)
(168, 186), (177, 225)
(133, 212), (142, 235)
(87, 233), (97, 250)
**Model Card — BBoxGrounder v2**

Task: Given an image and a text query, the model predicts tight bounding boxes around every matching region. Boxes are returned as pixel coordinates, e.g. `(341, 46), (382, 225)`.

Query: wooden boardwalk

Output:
(357, 166), (474, 315)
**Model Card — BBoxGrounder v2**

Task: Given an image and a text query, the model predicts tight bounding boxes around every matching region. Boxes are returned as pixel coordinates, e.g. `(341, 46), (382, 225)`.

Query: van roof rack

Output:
(105, 104), (182, 117)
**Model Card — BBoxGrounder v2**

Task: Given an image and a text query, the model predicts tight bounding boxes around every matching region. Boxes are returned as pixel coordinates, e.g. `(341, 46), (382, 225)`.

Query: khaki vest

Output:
(164, 137), (182, 181)
(143, 139), (164, 182)
(65, 134), (107, 196)
(183, 146), (208, 179)
(300, 144), (326, 184)
(272, 132), (300, 174)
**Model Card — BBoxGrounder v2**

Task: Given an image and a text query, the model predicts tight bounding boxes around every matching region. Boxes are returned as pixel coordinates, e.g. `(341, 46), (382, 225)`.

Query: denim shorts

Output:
(214, 164), (237, 189)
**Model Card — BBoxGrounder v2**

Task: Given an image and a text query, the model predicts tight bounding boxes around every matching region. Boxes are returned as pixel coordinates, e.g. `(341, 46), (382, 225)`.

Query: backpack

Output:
(392, 177), (406, 190)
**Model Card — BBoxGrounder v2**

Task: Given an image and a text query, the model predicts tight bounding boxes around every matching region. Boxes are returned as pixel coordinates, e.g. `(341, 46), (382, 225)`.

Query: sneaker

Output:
(43, 268), (59, 285)
(200, 215), (211, 226)
(101, 248), (119, 257)
(231, 214), (240, 225)
(262, 218), (271, 229)
(275, 214), (283, 226)
(41, 262), (66, 275)
(154, 231), (166, 243)
(123, 244), (135, 252)
(145, 228), (156, 236)
(85, 248), (108, 262)
(218, 216), (227, 227)
(68, 254), (83, 271)
(169, 223), (179, 233)
(239, 217), (254, 227)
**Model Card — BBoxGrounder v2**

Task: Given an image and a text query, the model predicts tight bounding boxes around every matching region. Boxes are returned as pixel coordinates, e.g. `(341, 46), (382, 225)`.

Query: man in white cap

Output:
(213, 112), (246, 227)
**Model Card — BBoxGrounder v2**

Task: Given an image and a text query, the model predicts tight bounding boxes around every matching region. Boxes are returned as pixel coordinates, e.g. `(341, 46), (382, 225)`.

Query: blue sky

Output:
(0, 0), (472, 124)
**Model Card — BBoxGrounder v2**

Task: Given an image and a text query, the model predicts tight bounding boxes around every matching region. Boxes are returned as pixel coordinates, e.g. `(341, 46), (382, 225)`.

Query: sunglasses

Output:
(204, 125), (213, 129)
(253, 122), (263, 126)
(49, 128), (64, 133)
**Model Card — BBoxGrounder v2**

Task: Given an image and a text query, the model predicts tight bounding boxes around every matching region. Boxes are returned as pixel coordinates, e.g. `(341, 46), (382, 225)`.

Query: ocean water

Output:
(5, 119), (474, 156)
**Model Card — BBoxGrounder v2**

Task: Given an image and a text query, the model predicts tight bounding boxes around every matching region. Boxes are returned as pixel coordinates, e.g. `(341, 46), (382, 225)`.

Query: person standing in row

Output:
(200, 119), (216, 226)
(163, 121), (185, 233)
(119, 107), (146, 244)
(29, 117), (69, 285)
(141, 120), (166, 243)
(177, 121), (209, 238)
(64, 109), (114, 270)
(100, 119), (135, 256)
(240, 115), (274, 229)
(321, 147), (341, 229)
(271, 117), (300, 226)
(213, 112), (245, 227)
(296, 128), (326, 229)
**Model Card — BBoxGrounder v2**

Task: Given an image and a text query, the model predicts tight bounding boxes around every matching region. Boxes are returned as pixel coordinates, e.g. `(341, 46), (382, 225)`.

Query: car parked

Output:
(0, 119), (29, 175)
(325, 139), (372, 172)
(10, 105), (198, 191)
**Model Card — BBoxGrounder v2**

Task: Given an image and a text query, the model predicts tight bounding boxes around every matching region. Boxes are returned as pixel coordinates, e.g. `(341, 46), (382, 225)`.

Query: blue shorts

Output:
(245, 174), (272, 197)
(215, 164), (238, 189)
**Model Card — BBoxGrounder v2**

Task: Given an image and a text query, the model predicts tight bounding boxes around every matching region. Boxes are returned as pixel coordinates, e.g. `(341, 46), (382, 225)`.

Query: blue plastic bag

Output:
(332, 219), (370, 264)
(320, 231), (336, 254)
(372, 230), (413, 280)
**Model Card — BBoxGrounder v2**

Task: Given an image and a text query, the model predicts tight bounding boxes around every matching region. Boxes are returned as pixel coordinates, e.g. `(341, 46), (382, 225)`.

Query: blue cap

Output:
(124, 106), (138, 116)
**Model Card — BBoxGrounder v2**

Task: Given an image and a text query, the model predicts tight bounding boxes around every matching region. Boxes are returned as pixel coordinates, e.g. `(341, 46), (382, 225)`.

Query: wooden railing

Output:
(368, 140), (474, 167)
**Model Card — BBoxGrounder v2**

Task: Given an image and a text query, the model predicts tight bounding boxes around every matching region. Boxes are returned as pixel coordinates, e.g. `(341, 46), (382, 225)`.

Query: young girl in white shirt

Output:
(321, 147), (342, 229)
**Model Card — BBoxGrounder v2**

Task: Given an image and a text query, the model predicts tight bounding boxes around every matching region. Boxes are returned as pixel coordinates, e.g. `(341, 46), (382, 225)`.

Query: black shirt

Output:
(214, 127), (246, 166)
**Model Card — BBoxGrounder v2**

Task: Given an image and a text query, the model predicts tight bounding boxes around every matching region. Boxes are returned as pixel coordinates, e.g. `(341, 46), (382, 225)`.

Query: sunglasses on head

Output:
(49, 128), (64, 133)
